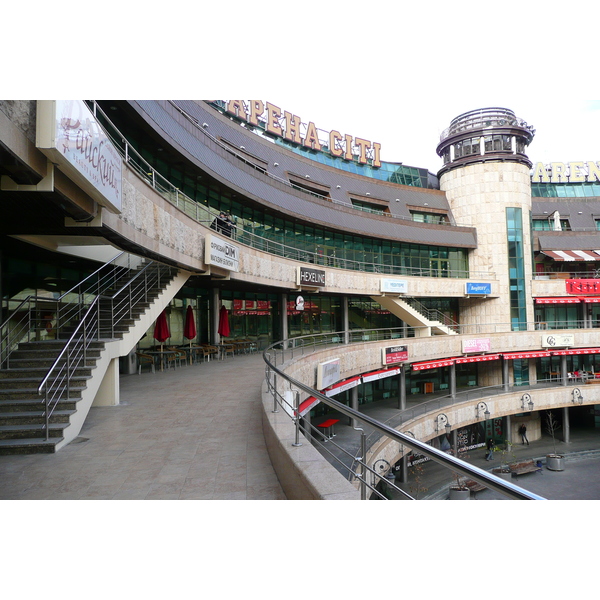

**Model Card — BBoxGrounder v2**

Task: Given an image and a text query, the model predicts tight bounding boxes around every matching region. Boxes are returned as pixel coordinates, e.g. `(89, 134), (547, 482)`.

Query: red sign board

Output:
(566, 279), (600, 295)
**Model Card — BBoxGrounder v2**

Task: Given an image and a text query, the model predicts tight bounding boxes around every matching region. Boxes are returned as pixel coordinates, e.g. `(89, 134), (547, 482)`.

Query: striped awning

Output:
(541, 250), (600, 261)
(502, 351), (552, 359)
(535, 297), (581, 304)
(455, 354), (501, 364)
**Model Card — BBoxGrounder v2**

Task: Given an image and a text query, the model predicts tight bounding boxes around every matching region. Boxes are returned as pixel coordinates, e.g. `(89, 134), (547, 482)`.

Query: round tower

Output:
(436, 107), (536, 332)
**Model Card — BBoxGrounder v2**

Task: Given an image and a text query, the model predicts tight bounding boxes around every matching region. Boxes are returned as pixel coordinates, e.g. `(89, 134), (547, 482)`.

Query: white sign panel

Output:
(541, 334), (575, 348)
(381, 278), (408, 294)
(36, 100), (122, 213)
(205, 234), (240, 272)
(462, 338), (491, 353)
(316, 358), (341, 389)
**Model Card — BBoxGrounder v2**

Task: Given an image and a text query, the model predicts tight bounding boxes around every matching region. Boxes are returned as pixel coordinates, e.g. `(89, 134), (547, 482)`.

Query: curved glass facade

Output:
(531, 181), (600, 197)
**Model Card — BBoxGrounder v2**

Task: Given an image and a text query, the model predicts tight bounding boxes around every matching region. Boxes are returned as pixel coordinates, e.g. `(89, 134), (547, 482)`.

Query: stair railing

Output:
(37, 259), (178, 440)
(404, 298), (460, 332)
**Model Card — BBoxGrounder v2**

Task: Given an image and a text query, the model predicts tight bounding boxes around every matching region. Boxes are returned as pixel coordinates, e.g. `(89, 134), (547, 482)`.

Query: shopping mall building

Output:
(1, 100), (599, 495)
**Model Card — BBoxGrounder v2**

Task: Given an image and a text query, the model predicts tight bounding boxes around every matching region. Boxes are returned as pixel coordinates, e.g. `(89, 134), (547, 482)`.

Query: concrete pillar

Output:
(450, 363), (456, 399)
(561, 355), (568, 386)
(211, 288), (220, 345)
(398, 366), (406, 410)
(351, 386), (359, 428)
(93, 357), (120, 406)
(505, 414), (512, 444)
(563, 406), (570, 443)
(502, 359), (510, 391)
(342, 296), (349, 344)
(280, 292), (288, 348)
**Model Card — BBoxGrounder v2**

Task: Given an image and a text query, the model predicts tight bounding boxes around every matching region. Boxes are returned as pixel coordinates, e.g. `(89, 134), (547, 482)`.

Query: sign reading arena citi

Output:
(225, 100), (382, 167)
(531, 161), (600, 183)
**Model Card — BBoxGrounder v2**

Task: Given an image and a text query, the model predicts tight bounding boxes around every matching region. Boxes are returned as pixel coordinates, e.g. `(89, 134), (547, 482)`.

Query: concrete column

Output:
(280, 293), (288, 348)
(93, 357), (120, 406)
(450, 363), (456, 399)
(351, 386), (359, 428)
(342, 296), (349, 344)
(563, 406), (570, 443)
(502, 359), (510, 391)
(561, 355), (568, 386)
(505, 414), (512, 444)
(211, 288), (220, 345)
(398, 366), (406, 410)
(400, 456), (408, 483)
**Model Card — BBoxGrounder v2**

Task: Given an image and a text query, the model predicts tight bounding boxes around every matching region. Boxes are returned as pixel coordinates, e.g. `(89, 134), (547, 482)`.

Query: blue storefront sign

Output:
(465, 282), (491, 295)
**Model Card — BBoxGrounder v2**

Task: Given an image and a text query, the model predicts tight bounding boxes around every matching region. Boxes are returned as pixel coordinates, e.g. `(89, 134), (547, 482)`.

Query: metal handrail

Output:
(86, 100), (492, 281)
(35, 259), (177, 440)
(263, 338), (545, 500)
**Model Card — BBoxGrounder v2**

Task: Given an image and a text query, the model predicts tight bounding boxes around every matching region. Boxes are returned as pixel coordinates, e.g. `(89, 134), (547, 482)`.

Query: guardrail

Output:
(262, 331), (546, 500)
(86, 100), (493, 281)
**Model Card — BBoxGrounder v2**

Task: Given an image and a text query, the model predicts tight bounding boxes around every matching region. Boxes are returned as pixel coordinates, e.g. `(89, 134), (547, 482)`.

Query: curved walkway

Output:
(0, 353), (285, 500)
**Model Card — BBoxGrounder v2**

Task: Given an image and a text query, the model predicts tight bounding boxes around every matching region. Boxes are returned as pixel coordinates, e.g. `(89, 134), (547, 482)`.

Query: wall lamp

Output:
(202, 122), (208, 128)
(521, 393), (534, 411)
(572, 388), (584, 405)
(476, 401), (491, 420)
(435, 413), (451, 434)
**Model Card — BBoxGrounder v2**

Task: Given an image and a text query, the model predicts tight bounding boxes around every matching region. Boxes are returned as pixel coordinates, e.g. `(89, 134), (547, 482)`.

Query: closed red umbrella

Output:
(184, 305), (196, 340)
(218, 305), (230, 338)
(153, 310), (170, 348)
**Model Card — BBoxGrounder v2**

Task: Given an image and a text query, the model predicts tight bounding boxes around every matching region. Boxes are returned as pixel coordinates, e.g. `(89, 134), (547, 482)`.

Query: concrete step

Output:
(0, 437), (61, 455)
(0, 410), (74, 425)
(0, 422), (67, 440)
(0, 398), (79, 412)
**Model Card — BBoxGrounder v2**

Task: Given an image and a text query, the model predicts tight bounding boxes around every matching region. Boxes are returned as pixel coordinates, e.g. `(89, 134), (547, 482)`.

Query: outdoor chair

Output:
(136, 352), (155, 375)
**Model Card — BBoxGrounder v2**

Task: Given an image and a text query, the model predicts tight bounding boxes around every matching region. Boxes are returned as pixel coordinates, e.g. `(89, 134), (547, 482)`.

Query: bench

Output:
(509, 459), (542, 476)
(458, 478), (487, 497)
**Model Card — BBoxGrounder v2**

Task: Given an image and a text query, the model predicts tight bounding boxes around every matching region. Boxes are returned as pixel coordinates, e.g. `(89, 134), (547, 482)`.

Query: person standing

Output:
(485, 437), (495, 461)
(518, 423), (529, 445)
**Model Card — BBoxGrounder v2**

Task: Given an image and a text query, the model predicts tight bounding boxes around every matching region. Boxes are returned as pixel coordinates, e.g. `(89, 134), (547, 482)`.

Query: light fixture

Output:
(273, 162), (279, 166)
(202, 122), (208, 128)
(336, 185), (341, 189)
(305, 175), (310, 178)
(424, 203), (429, 206)
(240, 146), (245, 150)
(521, 393), (534, 411)
(366, 192), (370, 195)
(572, 388), (584, 404)
(395, 199), (400, 202)
(435, 413), (451, 435)
(476, 401), (491, 420)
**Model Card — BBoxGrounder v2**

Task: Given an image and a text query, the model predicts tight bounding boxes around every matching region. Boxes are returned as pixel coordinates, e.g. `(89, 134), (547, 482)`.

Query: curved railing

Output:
(87, 101), (492, 281)
(262, 329), (546, 500)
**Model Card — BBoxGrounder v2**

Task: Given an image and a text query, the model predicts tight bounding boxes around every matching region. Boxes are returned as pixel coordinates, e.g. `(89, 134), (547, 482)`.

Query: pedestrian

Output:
(518, 423), (529, 445)
(485, 437), (494, 461)
(210, 212), (228, 235)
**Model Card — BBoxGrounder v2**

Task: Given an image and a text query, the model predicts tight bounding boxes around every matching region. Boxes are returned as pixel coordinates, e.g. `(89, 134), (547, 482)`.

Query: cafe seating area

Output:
(135, 338), (258, 373)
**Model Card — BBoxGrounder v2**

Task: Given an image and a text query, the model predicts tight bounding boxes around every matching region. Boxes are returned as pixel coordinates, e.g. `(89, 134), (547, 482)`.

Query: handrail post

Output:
(359, 430), (367, 500)
(292, 391), (302, 447)
(44, 387), (50, 441)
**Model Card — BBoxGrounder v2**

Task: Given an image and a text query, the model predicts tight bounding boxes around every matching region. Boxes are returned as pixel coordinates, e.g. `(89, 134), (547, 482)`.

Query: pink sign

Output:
(462, 338), (491, 353)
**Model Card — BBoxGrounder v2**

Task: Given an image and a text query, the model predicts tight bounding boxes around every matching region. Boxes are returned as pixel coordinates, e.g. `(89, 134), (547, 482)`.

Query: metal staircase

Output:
(0, 252), (181, 454)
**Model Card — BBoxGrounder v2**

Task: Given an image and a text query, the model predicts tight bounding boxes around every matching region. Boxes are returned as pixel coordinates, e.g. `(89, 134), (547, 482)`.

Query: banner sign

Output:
(382, 345), (408, 365)
(316, 358), (340, 389)
(462, 338), (491, 353)
(565, 279), (600, 295)
(541, 334), (575, 348)
(36, 100), (122, 213)
(381, 279), (408, 294)
(465, 282), (491, 295)
(205, 234), (240, 272)
(363, 367), (401, 383)
(298, 266), (326, 287)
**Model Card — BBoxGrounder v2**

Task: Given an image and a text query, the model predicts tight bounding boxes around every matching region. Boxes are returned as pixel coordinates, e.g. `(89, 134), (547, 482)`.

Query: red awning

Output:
(580, 297), (600, 303)
(412, 359), (455, 370)
(541, 250), (600, 261)
(551, 348), (600, 356)
(535, 297), (581, 304)
(502, 351), (552, 359)
(455, 354), (501, 364)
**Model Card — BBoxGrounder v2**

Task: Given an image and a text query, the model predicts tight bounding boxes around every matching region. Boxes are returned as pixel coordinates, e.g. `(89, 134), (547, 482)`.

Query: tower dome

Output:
(436, 107), (535, 177)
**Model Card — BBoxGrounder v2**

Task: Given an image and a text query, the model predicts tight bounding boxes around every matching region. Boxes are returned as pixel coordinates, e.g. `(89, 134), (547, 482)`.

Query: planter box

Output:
(492, 468), (513, 481)
(546, 454), (565, 471)
(448, 487), (470, 500)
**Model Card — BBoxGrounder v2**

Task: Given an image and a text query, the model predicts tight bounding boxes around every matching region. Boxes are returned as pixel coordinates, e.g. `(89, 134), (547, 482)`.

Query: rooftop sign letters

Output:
(531, 161), (600, 183)
(225, 100), (382, 167)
